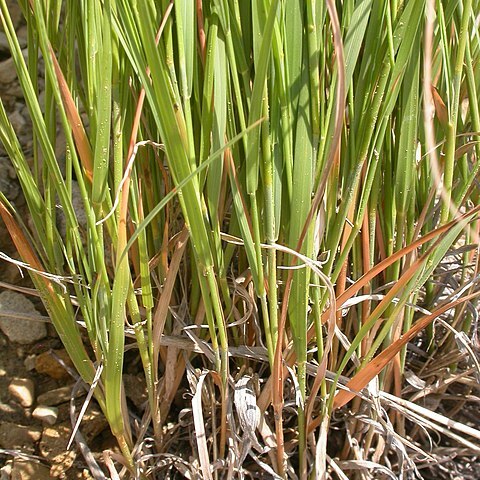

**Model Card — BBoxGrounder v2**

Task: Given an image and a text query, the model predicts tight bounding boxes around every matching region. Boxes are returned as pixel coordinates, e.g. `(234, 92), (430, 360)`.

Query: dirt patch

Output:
(0, 328), (109, 478)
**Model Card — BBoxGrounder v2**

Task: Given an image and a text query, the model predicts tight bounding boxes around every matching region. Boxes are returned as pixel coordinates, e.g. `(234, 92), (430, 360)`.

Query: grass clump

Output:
(1, 0), (480, 478)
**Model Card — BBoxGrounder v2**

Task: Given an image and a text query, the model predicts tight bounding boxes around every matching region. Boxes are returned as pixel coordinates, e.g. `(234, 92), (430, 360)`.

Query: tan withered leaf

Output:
(48, 44), (93, 182)
(431, 85), (448, 128)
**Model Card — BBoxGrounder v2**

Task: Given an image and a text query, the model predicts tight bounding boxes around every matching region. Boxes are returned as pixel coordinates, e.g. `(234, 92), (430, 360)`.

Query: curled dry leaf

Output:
(191, 371), (215, 480)
(234, 375), (263, 466)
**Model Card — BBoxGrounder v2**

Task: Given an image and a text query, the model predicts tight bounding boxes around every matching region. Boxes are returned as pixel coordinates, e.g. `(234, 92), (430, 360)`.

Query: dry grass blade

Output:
(381, 391), (480, 444)
(192, 371), (214, 480)
(152, 227), (189, 373)
(315, 415), (330, 480)
(102, 451), (121, 480)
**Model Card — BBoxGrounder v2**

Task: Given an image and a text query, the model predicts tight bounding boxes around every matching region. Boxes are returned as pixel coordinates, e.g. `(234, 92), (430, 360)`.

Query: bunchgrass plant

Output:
(1, 0), (480, 478)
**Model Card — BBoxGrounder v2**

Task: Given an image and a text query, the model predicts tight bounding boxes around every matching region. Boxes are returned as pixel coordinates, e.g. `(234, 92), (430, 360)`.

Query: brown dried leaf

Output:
(431, 85), (448, 128)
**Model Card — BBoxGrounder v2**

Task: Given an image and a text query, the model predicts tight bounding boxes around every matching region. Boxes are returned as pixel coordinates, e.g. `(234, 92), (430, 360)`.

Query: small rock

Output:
(7, 82), (24, 98)
(8, 377), (35, 407)
(33, 405), (59, 425)
(37, 384), (80, 406)
(9, 109), (26, 134)
(0, 291), (47, 344)
(16, 25), (28, 48)
(11, 459), (51, 480)
(0, 422), (41, 450)
(24, 354), (36, 371)
(6, 0), (23, 28)
(39, 424), (76, 477)
(35, 349), (73, 380)
(0, 461), (12, 480)
(0, 158), (20, 202)
(0, 57), (17, 84)
(0, 401), (20, 417)
(0, 32), (9, 52)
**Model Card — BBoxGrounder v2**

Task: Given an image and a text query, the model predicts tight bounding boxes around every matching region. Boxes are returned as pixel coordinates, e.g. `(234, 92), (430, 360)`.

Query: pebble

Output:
(9, 109), (26, 134)
(0, 158), (20, 202)
(16, 346), (25, 359)
(6, 82), (24, 99)
(32, 405), (59, 425)
(0, 57), (18, 84)
(16, 25), (28, 48)
(8, 377), (35, 407)
(0, 291), (47, 344)
(0, 32), (9, 52)
(0, 422), (41, 450)
(0, 462), (12, 480)
(24, 354), (36, 371)
(6, 0), (23, 28)
(35, 349), (73, 380)
(11, 459), (51, 480)
(37, 384), (79, 406)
